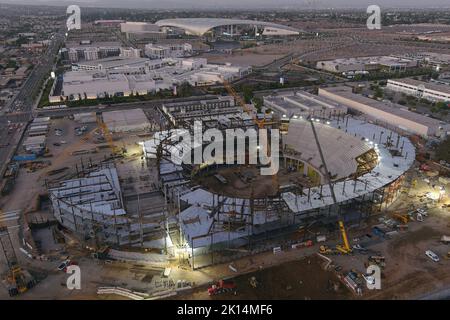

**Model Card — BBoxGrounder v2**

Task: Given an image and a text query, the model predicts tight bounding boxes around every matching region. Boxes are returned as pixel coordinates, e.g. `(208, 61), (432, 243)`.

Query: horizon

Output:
(1, 0), (450, 10)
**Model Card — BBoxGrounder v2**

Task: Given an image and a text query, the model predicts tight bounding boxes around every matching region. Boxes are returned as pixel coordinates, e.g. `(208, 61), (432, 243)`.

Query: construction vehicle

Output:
(223, 80), (264, 129)
(249, 276), (258, 288)
(309, 119), (352, 255)
(335, 221), (352, 254)
(0, 210), (36, 296)
(393, 213), (410, 224)
(319, 245), (335, 255)
(208, 279), (237, 296)
(96, 117), (124, 156)
(368, 255), (386, 268)
(92, 246), (110, 260)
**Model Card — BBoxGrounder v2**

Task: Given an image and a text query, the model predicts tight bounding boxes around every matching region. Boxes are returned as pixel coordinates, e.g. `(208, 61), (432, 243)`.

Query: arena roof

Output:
(284, 118), (373, 180)
(155, 18), (300, 36)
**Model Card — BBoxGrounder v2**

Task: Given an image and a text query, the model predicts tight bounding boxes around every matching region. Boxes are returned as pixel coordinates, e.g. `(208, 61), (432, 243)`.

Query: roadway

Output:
(0, 31), (65, 180)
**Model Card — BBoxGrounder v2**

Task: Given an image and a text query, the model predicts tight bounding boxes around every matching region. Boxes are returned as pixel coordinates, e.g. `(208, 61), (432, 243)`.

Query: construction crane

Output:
(0, 209), (35, 296)
(222, 80), (279, 193)
(310, 119), (352, 255)
(96, 116), (123, 156)
(41, 115), (125, 179)
(223, 80), (265, 129)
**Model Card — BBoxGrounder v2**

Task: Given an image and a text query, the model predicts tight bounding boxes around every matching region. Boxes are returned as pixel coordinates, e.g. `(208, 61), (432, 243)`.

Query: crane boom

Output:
(222, 80), (279, 194)
(310, 119), (351, 254)
(223, 80), (265, 128)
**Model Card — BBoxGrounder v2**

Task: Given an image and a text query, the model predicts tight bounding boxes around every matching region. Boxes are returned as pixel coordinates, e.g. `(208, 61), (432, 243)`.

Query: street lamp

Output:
(439, 186), (445, 202)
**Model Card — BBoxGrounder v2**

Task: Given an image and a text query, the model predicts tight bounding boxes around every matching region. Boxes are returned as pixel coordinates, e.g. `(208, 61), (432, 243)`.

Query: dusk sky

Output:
(1, 0), (450, 9)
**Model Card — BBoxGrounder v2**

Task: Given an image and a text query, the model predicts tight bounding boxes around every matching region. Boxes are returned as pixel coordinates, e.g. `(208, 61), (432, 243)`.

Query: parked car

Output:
(57, 259), (78, 272)
(417, 208), (428, 216)
(352, 244), (368, 253)
(57, 259), (71, 271)
(362, 274), (376, 286)
(425, 250), (440, 262)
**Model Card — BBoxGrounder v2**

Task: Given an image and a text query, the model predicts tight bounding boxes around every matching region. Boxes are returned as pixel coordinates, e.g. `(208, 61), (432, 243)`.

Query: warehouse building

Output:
(52, 57), (250, 102)
(103, 108), (151, 133)
(319, 86), (450, 138)
(71, 56), (157, 73)
(316, 56), (418, 75)
(23, 135), (46, 154)
(120, 22), (167, 41)
(393, 52), (450, 68)
(386, 78), (450, 103)
(263, 90), (347, 119)
(53, 71), (170, 102)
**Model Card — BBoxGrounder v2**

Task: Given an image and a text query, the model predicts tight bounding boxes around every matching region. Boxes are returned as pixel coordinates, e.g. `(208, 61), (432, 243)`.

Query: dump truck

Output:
(208, 279), (237, 296)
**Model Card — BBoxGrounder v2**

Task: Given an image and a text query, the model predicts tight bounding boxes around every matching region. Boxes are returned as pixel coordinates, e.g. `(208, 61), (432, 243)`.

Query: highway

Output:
(0, 31), (64, 180)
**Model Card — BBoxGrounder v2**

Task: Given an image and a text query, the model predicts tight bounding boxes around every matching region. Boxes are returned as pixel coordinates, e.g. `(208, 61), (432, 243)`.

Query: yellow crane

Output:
(223, 80), (265, 129)
(96, 117), (122, 156)
(222, 80), (279, 193)
(0, 209), (35, 296)
(310, 119), (352, 255)
(336, 221), (351, 254)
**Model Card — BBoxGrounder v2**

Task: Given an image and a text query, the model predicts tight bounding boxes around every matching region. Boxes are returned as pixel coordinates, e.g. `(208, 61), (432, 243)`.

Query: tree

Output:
(435, 137), (450, 162)
(253, 96), (263, 109)
(374, 86), (383, 99)
(242, 85), (253, 104)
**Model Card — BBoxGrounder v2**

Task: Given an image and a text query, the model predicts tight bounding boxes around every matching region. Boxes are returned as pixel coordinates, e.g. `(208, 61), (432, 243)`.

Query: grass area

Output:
(37, 77), (54, 108)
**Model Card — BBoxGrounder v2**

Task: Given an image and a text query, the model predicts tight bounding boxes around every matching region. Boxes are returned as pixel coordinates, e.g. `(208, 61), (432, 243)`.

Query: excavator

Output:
(0, 209), (36, 296)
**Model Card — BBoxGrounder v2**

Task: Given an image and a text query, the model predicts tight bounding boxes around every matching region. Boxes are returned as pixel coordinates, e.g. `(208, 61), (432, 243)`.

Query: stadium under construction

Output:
(48, 92), (415, 269)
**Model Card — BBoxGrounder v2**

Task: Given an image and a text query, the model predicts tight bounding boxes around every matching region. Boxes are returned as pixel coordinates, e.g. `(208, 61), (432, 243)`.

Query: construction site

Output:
(1, 84), (450, 299)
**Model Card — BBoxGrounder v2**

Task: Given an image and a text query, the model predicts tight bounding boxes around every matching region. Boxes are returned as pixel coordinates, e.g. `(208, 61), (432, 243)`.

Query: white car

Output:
(362, 274), (375, 285)
(417, 208), (428, 216)
(425, 250), (440, 262)
(57, 259), (71, 271)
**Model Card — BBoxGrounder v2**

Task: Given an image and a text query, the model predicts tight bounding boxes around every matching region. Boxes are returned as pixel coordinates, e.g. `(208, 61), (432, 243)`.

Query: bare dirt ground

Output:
(176, 256), (350, 300)
(196, 166), (315, 199)
(205, 24), (450, 69)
